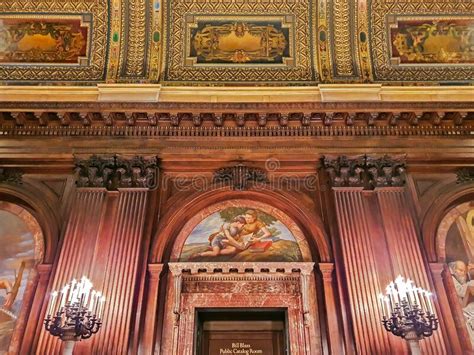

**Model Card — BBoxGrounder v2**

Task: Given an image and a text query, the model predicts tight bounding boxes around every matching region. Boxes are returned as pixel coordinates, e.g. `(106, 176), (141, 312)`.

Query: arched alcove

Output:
(153, 189), (329, 355)
(0, 201), (44, 353)
(151, 186), (331, 264)
(169, 199), (312, 263)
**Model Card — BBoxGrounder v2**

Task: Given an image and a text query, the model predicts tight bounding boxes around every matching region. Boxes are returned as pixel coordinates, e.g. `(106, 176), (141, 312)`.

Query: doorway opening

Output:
(195, 308), (288, 355)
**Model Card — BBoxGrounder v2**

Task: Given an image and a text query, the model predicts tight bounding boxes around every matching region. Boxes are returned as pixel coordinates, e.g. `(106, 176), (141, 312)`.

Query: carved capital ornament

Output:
(74, 155), (159, 190)
(322, 155), (406, 189)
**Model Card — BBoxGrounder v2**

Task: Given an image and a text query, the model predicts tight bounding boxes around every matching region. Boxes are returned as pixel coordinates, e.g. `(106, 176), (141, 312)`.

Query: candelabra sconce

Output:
(379, 276), (438, 355)
(44, 276), (105, 355)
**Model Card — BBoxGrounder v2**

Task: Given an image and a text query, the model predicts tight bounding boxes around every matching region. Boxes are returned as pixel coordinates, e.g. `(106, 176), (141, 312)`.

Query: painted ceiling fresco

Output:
(0, 0), (472, 85)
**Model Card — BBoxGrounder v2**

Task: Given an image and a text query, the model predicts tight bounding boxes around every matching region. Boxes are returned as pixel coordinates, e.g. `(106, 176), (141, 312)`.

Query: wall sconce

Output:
(44, 276), (105, 354)
(379, 275), (438, 355)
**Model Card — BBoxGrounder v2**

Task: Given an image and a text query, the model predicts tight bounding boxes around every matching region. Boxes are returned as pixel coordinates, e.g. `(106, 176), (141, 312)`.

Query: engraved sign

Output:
(205, 331), (284, 355)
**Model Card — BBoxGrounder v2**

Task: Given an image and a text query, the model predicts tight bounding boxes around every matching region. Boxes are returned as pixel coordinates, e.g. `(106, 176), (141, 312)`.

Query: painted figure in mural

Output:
(190, 210), (272, 259)
(449, 260), (474, 346)
(180, 205), (304, 262)
(190, 216), (247, 258)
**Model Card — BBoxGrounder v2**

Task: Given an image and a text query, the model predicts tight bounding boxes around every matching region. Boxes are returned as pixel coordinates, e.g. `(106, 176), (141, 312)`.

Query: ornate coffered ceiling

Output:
(0, 0), (472, 87)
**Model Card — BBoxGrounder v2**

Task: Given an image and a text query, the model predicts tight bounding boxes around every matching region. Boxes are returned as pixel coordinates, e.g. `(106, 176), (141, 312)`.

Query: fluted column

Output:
(139, 263), (164, 354)
(36, 188), (108, 354)
(429, 263), (467, 353)
(34, 155), (158, 354)
(91, 188), (149, 354)
(376, 188), (448, 354)
(319, 263), (344, 355)
(332, 187), (393, 354)
(20, 264), (52, 354)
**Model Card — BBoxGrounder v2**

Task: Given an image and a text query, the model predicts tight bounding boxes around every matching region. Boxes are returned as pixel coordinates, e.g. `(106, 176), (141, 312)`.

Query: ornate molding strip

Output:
(0, 110), (471, 136)
(214, 164), (267, 190)
(456, 168), (474, 184)
(74, 155), (159, 190)
(322, 154), (407, 189)
(0, 168), (23, 185)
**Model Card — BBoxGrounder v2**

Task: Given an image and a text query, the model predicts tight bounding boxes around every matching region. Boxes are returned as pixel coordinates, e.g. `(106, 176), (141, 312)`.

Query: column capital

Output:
(318, 262), (335, 280)
(321, 154), (406, 189)
(36, 263), (53, 277)
(148, 263), (164, 280)
(429, 262), (447, 276)
(74, 154), (159, 190)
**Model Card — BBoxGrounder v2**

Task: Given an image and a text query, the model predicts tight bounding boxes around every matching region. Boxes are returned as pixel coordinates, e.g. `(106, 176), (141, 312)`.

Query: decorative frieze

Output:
(0, 168), (23, 185)
(214, 163), (267, 190)
(322, 155), (406, 189)
(74, 155), (158, 190)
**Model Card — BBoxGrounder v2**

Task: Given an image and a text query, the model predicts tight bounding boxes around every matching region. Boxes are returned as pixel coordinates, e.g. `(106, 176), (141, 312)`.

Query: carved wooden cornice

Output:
(0, 168), (23, 185)
(322, 155), (407, 189)
(74, 155), (159, 190)
(0, 109), (472, 138)
(456, 168), (474, 184)
(214, 164), (267, 190)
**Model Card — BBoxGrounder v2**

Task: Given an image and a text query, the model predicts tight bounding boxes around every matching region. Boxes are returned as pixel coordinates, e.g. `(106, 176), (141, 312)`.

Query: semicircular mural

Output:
(0, 202), (43, 352)
(175, 200), (311, 262)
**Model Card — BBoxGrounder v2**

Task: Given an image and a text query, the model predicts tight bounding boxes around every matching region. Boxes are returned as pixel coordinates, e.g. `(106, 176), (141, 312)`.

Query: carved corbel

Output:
(457, 168), (474, 184)
(78, 112), (93, 126)
(0, 168), (23, 185)
(214, 163), (267, 190)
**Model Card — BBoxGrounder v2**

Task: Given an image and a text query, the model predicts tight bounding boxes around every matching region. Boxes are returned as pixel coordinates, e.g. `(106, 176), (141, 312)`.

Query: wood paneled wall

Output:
(332, 187), (450, 354)
(32, 188), (149, 354)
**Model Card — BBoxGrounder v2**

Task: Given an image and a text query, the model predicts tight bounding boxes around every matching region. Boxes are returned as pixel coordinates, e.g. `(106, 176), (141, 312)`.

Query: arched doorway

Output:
(435, 200), (474, 351)
(159, 198), (324, 354)
(0, 201), (44, 353)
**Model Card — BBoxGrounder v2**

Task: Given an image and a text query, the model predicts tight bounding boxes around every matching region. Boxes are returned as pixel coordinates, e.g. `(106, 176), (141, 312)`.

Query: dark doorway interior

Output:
(195, 308), (288, 355)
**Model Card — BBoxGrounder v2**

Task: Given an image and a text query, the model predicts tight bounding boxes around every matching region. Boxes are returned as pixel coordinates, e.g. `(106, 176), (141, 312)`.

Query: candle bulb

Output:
(59, 284), (69, 310)
(94, 292), (101, 316)
(98, 296), (105, 319)
(68, 279), (77, 302)
(384, 296), (391, 317)
(378, 293), (386, 317)
(48, 291), (58, 315)
(425, 292), (434, 314)
(89, 290), (97, 313)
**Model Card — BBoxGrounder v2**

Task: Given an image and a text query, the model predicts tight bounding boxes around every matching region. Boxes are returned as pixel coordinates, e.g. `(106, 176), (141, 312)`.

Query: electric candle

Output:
(48, 291), (58, 315)
(378, 293), (386, 317)
(98, 296), (106, 319)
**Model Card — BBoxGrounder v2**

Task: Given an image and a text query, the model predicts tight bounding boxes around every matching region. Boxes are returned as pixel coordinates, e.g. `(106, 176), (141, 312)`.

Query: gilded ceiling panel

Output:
(369, 0), (474, 83)
(0, 0), (109, 83)
(0, 0), (472, 85)
(162, 0), (318, 84)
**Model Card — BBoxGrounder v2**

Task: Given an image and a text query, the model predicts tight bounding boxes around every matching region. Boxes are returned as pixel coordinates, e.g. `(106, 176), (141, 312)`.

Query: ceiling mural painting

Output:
(0, 0), (472, 85)
(0, 1), (109, 83)
(0, 16), (90, 65)
(370, 0), (473, 83)
(163, 0), (317, 84)
(189, 18), (291, 65)
(389, 18), (474, 65)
